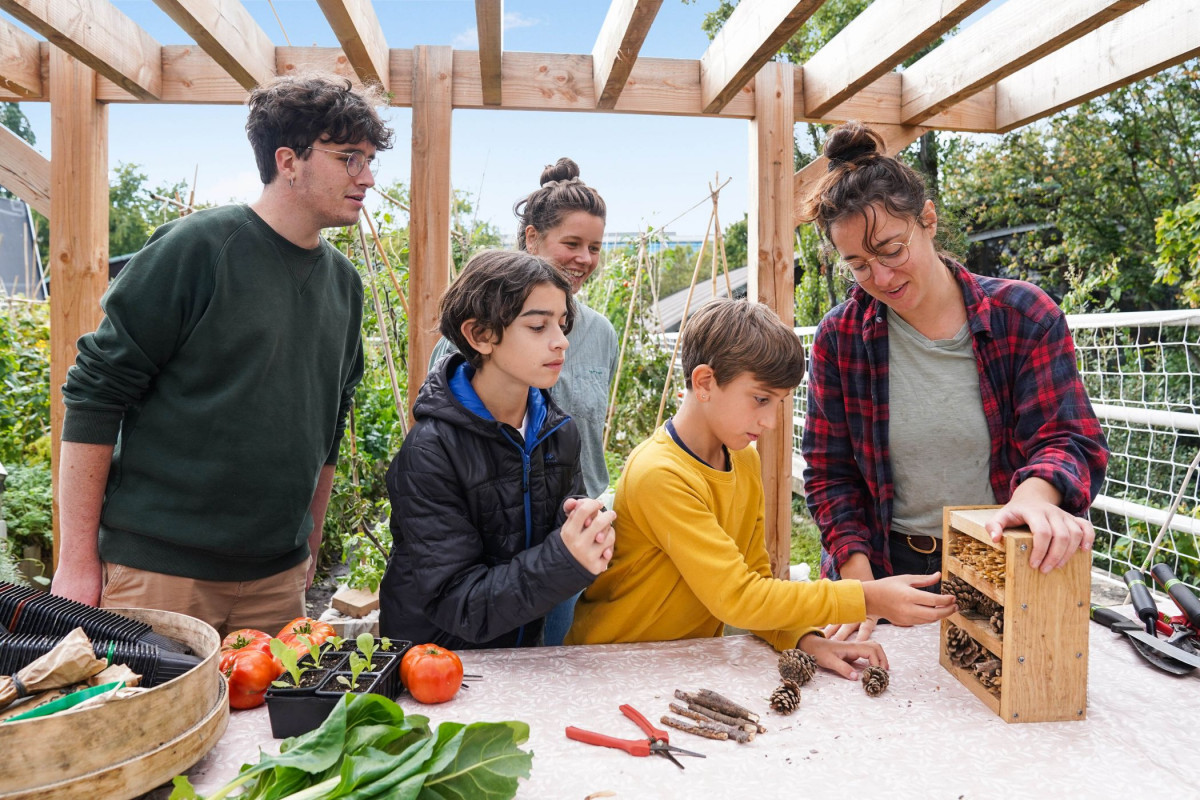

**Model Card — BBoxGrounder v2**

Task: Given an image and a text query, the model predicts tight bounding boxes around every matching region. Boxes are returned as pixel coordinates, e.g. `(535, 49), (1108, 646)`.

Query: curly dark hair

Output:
(246, 75), (395, 184)
(439, 250), (577, 369)
(513, 157), (607, 250)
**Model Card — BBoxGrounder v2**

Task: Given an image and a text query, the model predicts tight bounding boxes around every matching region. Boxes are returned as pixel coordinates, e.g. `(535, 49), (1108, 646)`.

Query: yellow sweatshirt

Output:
(567, 427), (867, 651)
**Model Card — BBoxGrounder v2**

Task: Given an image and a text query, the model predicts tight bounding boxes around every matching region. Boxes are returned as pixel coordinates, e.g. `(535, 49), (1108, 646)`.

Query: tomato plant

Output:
(400, 643), (463, 704)
(219, 648), (278, 709)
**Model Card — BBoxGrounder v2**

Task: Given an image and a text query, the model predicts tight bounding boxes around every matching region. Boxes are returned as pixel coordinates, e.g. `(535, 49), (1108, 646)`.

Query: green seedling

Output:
(270, 636), (314, 688)
(355, 632), (382, 670)
(337, 653), (370, 692)
(328, 635), (346, 652)
(380, 637), (392, 651)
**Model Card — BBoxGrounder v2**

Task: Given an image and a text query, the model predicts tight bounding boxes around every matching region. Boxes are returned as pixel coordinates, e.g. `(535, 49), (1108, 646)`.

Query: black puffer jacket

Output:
(379, 354), (594, 649)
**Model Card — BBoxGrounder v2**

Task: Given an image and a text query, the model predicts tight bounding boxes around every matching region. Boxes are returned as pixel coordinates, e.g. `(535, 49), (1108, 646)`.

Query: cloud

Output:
(451, 11), (539, 49)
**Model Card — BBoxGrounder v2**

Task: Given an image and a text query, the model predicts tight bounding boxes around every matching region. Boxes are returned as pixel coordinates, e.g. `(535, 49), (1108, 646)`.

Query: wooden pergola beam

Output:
(592, 0), (663, 110)
(747, 61), (795, 577)
(699, 0), (822, 114)
(791, 123), (929, 226)
(0, 44), (993, 132)
(48, 48), (108, 569)
(151, 0), (275, 91)
(0, 0), (163, 100)
(900, 0), (1148, 125)
(994, 0), (1200, 132)
(475, 0), (502, 106)
(801, 0), (990, 117)
(408, 45), (453, 416)
(0, 15), (41, 97)
(316, 0), (390, 91)
(0, 122), (50, 217)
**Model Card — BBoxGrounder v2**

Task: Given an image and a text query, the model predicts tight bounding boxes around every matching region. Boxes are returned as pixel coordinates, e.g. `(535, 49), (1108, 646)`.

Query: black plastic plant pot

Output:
(266, 667), (329, 696)
(314, 670), (382, 698)
(265, 689), (339, 739)
(316, 651), (348, 671)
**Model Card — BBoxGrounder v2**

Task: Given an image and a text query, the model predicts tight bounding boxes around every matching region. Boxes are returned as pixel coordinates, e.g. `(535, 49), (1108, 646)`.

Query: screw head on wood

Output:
(1021, 604), (1028, 610)
(1018, 656), (1025, 663)
(1020, 544), (1028, 551)
(1012, 713), (1019, 719)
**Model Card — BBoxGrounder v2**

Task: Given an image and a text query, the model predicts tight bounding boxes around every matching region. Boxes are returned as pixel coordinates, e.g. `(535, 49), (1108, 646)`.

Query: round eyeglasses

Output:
(838, 222), (917, 282)
(303, 146), (378, 178)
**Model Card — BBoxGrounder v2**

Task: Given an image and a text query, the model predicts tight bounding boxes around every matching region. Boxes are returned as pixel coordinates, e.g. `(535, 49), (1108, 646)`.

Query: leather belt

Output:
(891, 532), (941, 555)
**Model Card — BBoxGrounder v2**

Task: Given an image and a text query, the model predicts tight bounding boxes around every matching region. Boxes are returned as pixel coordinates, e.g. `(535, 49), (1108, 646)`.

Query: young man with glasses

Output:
(52, 76), (393, 636)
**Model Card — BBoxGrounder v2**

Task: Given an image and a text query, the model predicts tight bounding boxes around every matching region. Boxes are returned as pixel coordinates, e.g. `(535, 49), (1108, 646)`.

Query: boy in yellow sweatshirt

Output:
(567, 299), (956, 678)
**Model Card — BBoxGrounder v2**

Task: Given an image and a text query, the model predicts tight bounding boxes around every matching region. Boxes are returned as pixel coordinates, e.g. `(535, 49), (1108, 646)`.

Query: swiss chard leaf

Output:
(418, 721), (533, 800)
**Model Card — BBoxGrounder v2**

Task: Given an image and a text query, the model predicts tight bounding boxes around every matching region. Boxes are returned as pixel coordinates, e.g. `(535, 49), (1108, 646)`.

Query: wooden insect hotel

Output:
(939, 506), (1089, 723)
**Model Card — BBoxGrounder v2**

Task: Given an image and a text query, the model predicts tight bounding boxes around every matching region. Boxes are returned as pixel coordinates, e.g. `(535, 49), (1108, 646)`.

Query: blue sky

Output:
(9, 1), (1003, 238)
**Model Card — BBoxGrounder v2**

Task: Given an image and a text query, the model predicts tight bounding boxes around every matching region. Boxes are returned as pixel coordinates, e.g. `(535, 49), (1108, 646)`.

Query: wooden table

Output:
(162, 618), (1198, 798)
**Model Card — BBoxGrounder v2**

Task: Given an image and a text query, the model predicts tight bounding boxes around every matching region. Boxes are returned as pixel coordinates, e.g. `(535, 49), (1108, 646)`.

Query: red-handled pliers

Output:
(566, 704), (707, 769)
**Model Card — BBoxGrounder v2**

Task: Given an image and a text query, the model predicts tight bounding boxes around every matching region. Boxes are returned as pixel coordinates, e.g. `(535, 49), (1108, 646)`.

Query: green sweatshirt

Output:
(62, 205), (364, 581)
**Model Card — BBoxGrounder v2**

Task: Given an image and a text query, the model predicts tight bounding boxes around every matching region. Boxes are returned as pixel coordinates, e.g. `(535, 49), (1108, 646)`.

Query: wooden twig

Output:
(674, 689), (759, 725)
(669, 703), (754, 742)
(373, 185), (410, 212)
(356, 219), (409, 433)
(360, 207), (411, 318)
(659, 715), (727, 741)
(602, 236), (646, 453)
(683, 701), (759, 733)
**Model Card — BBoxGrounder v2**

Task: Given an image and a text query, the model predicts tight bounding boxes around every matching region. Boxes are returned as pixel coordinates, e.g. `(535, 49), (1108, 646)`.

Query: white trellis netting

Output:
(791, 309), (1200, 591)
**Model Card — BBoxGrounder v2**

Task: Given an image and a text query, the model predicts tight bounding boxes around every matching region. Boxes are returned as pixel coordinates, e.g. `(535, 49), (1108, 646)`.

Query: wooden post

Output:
(748, 62), (794, 579)
(49, 48), (108, 569)
(408, 45), (453, 416)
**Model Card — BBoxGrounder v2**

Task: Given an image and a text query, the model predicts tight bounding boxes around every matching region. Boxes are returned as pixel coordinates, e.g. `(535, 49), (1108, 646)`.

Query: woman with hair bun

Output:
(429, 157), (618, 645)
(799, 121), (1108, 642)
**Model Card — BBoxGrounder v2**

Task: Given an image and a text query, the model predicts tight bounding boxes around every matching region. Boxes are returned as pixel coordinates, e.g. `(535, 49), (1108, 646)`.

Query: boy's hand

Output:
(797, 632), (888, 681)
(822, 618), (878, 642)
(561, 498), (616, 575)
(861, 572), (956, 626)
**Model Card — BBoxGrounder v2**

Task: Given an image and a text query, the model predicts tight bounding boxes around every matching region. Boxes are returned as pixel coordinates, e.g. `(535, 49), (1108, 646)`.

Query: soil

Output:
(304, 558), (350, 618)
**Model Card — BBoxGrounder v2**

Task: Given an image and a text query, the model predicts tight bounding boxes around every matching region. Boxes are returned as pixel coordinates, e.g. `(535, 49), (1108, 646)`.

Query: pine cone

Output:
(778, 648), (817, 685)
(989, 608), (1004, 636)
(943, 574), (978, 614)
(946, 624), (983, 668)
(861, 665), (889, 697)
(769, 679), (801, 714)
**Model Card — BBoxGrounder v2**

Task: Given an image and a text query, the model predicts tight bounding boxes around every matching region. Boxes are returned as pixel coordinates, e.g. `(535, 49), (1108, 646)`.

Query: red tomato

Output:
(400, 643), (463, 704)
(277, 617), (335, 649)
(220, 629), (282, 677)
(220, 649), (278, 709)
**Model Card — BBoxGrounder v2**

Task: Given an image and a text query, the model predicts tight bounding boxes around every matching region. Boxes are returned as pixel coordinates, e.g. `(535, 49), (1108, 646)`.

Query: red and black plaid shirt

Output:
(802, 262), (1108, 578)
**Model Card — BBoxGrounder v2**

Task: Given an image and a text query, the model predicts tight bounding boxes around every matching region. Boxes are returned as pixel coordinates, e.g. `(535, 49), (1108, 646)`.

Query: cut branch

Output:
(659, 715), (728, 741)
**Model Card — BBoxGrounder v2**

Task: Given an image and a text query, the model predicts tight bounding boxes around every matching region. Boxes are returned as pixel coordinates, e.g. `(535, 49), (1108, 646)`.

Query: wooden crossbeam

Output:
(475, 0), (502, 105)
(152, 0), (275, 90)
(900, 0), (1148, 125)
(801, 0), (989, 117)
(316, 0), (390, 90)
(994, 0), (1200, 132)
(592, 0), (663, 110)
(806, 71), (995, 133)
(0, 121), (50, 217)
(699, 0), (822, 114)
(0, 0), (163, 100)
(0, 15), (41, 97)
(791, 123), (928, 226)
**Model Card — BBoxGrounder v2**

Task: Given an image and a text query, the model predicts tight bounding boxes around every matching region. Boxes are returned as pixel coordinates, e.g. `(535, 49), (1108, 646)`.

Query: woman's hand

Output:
(798, 632), (888, 680)
(985, 478), (1094, 573)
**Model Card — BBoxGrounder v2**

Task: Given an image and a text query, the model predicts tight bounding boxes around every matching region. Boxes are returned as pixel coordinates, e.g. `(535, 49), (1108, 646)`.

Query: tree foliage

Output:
(1155, 183), (1200, 307)
(940, 62), (1200, 311)
(109, 163), (194, 257)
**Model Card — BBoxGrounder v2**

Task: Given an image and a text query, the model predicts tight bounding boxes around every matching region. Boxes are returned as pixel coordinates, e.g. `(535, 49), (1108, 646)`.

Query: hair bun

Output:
(823, 122), (884, 164)
(540, 157), (581, 186)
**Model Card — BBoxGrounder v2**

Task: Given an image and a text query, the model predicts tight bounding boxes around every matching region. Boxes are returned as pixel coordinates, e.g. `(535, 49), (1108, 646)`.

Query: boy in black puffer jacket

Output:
(379, 250), (616, 649)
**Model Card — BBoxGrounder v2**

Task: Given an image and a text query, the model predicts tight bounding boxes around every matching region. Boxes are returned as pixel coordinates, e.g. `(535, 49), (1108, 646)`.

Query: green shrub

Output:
(2, 464), (52, 554)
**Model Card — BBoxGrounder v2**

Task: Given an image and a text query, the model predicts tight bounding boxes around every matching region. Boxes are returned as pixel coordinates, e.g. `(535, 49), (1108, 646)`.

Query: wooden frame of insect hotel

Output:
(939, 506), (1089, 723)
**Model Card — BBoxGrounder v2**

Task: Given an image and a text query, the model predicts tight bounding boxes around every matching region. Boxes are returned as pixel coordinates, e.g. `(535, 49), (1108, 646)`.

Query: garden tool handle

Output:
(565, 726), (650, 757)
(1150, 564), (1200, 630)
(1090, 605), (1133, 630)
(1124, 569), (1159, 635)
(620, 704), (668, 743)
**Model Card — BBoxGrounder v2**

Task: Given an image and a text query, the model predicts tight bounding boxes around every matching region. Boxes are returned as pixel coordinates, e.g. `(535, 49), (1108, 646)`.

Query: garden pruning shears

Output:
(565, 704), (706, 769)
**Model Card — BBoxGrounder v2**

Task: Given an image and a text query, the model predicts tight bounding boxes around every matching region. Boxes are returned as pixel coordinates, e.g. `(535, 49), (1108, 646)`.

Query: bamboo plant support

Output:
(356, 218), (408, 432)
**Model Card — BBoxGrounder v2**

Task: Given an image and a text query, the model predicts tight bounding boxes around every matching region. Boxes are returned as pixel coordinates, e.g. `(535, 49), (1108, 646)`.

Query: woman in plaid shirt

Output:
(799, 122), (1108, 642)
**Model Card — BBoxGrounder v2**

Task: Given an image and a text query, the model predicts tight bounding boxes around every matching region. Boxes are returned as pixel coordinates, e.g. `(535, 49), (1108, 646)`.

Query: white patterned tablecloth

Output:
(160, 621), (1198, 799)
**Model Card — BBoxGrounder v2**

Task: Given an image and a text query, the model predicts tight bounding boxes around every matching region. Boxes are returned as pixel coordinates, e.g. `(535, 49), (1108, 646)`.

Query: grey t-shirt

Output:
(886, 308), (996, 539)
(429, 301), (618, 499)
